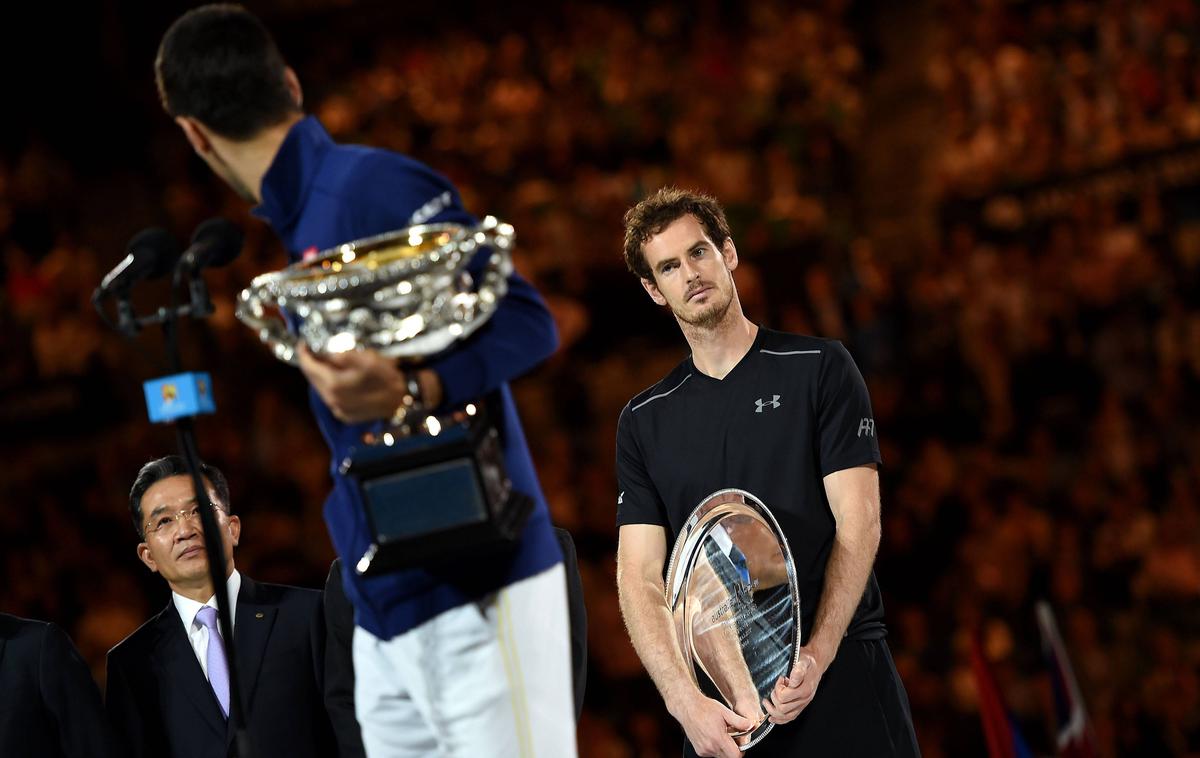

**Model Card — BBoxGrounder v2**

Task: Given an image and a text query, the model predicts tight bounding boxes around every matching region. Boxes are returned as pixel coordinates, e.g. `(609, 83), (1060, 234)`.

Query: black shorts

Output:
(683, 638), (920, 757)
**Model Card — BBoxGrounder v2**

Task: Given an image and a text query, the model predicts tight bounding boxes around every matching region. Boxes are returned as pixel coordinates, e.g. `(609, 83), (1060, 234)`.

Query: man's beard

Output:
(676, 285), (733, 329)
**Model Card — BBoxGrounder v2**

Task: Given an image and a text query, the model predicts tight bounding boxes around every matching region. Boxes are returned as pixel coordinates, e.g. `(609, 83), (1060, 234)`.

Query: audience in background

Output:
(0, 1), (1197, 755)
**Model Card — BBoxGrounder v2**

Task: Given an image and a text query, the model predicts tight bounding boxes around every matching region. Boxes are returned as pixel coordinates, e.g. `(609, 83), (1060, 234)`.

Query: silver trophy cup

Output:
(236, 215), (514, 366)
(236, 216), (531, 575)
(664, 489), (801, 751)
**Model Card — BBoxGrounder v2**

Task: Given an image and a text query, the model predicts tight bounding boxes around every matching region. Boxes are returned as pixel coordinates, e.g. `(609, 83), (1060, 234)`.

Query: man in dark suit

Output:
(105, 456), (337, 758)
(552, 526), (589, 717)
(0, 612), (112, 757)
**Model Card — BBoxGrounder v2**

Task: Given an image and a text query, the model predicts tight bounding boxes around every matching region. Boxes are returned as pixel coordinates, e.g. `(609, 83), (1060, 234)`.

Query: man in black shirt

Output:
(614, 188), (919, 757)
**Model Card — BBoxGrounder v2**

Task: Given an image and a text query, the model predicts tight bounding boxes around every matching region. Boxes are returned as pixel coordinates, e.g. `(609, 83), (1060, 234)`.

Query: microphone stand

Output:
(104, 267), (254, 757)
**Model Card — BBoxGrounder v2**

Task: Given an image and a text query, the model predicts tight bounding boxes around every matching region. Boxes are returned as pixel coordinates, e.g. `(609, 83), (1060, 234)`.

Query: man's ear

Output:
(226, 515), (241, 548)
(283, 66), (303, 109)
(176, 116), (211, 156)
(641, 276), (667, 306)
(721, 237), (739, 272)
(137, 543), (159, 574)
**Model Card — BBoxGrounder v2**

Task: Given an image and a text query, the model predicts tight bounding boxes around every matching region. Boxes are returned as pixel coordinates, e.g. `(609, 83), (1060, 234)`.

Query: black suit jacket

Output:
(105, 577), (336, 758)
(554, 527), (589, 716)
(0, 613), (112, 758)
(322, 561), (366, 758)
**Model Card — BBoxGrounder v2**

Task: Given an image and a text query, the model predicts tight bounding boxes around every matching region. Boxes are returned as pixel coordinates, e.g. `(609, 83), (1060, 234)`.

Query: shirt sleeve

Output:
(615, 403), (669, 527)
(429, 271), (558, 407)
(815, 341), (882, 477)
(352, 155), (477, 234)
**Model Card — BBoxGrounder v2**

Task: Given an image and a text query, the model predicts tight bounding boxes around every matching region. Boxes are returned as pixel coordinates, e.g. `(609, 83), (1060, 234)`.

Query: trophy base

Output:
(341, 398), (531, 576)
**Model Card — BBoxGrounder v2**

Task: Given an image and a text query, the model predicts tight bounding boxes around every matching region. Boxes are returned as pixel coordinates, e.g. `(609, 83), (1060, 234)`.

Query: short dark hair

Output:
(622, 187), (732, 281)
(129, 456), (231, 538)
(155, 4), (299, 140)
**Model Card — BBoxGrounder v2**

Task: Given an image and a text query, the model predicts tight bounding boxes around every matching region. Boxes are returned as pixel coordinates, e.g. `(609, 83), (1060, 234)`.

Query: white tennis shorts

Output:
(353, 564), (577, 757)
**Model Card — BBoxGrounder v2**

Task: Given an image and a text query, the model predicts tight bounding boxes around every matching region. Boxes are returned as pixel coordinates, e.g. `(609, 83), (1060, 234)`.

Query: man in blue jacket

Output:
(155, 6), (575, 756)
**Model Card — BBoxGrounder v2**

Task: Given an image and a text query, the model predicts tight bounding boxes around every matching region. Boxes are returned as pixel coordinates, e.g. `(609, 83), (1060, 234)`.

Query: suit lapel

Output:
(227, 576), (277, 749)
(149, 602), (227, 740)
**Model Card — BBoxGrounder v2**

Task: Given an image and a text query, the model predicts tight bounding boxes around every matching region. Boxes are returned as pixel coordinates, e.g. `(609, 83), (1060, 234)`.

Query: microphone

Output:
(178, 218), (243, 273)
(177, 218), (243, 320)
(95, 228), (180, 300)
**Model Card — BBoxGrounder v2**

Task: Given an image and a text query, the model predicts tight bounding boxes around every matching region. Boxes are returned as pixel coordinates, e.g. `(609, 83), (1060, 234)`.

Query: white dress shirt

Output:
(171, 569), (241, 679)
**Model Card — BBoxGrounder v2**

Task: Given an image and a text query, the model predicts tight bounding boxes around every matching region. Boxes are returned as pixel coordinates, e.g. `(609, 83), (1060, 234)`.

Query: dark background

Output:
(2, 1), (1198, 755)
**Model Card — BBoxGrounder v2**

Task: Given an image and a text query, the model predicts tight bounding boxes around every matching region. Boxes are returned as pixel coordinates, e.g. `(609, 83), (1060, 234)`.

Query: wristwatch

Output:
(390, 373), (424, 426)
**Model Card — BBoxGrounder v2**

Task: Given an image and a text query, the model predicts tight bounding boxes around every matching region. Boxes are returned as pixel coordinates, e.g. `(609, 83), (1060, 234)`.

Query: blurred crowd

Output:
(930, 0), (1200, 196)
(1, 1), (1198, 756)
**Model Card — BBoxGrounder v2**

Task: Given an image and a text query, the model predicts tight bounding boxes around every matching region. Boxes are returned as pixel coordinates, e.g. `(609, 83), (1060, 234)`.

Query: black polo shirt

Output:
(616, 327), (887, 641)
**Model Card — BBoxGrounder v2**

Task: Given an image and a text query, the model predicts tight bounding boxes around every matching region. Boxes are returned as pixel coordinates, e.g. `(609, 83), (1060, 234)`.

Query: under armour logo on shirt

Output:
(755, 395), (781, 413)
(858, 418), (875, 437)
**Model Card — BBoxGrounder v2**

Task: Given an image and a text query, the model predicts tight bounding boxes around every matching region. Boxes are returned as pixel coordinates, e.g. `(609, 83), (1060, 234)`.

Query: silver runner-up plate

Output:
(664, 489), (800, 751)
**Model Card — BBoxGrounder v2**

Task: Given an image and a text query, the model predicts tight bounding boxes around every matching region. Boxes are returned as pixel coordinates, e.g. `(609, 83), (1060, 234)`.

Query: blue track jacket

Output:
(251, 117), (562, 638)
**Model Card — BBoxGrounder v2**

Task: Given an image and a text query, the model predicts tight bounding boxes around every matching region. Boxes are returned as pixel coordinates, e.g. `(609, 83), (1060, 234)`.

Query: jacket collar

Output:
(230, 576), (277, 734)
(148, 601), (226, 738)
(251, 115), (334, 236)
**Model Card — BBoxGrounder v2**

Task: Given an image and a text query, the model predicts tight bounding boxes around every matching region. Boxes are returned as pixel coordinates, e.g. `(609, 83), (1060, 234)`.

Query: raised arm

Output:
(296, 157), (558, 422)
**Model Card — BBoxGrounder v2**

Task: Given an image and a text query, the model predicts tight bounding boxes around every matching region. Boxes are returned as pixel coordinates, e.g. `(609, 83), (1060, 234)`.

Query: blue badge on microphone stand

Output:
(143, 372), (216, 423)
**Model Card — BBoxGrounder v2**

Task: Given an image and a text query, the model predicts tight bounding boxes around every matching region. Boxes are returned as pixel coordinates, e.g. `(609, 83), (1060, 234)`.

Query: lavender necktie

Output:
(196, 606), (231, 717)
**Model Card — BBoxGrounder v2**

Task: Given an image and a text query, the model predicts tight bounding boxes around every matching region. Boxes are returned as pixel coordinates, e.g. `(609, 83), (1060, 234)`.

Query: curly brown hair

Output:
(621, 187), (732, 281)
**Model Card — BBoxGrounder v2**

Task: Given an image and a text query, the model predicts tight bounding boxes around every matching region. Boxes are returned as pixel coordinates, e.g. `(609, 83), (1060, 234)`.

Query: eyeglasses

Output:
(143, 503), (225, 538)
